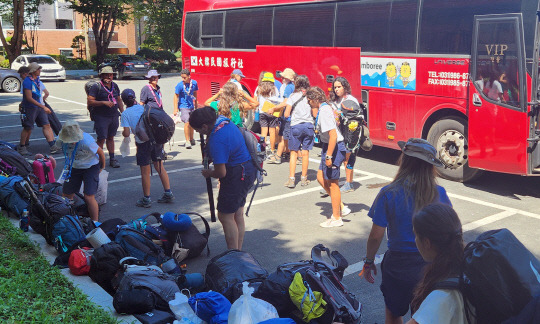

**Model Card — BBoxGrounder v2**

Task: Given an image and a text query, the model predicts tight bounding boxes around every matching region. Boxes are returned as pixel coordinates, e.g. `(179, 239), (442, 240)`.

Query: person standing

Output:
(361, 138), (452, 324)
(190, 107), (256, 250)
(257, 73), (281, 157)
(120, 89), (174, 208)
(18, 62), (57, 156)
(56, 121), (105, 222)
(87, 66), (124, 168)
(140, 69), (164, 110)
(272, 68), (296, 164)
(229, 68), (245, 91)
(173, 69), (199, 149)
(204, 82), (258, 127)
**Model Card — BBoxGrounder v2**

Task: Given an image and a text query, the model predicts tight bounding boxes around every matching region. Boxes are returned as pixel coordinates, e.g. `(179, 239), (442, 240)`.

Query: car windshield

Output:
(28, 56), (56, 64)
(120, 55), (145, 62)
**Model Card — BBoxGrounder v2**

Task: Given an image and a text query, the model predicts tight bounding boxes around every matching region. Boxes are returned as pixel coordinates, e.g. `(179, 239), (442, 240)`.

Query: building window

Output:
(59, 49), (73, 57)
(1, 14), (14, 29)
(56, 19), (73, 30)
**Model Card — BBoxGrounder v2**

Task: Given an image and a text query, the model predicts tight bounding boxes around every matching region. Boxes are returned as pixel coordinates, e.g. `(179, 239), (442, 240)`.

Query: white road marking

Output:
(462, 210), (517, 232)
(48, 95), (87, 106)
(108, 165), (202, 184)
(0, 107), (87, 116)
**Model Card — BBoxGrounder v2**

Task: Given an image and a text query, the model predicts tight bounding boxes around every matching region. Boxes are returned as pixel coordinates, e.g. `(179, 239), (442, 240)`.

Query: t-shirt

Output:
(39, 81), (46, 105)
(120, 104), (145, 143)
(318, 103), (344, 143)
(140, 84), (163, 110)
(230, 79), (243, 91)
(280, 82), (295, 99)
(412, 289), (470, 324)
(486, 80), (503, 101)
(287, 92), (313, 126)
(257, 94), (281, 115)
(58, 132), (100, 169)
(88, 81), (121, 117)
(22, 76), (41, 109)
(210, 101), (243, 127)
(208, 116), (251, 167)
(368, 184), (451, 252)
(174, 79), (198, 109)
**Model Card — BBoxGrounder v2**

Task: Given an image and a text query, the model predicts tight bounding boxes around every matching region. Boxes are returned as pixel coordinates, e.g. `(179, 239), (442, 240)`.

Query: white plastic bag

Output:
(228, 282), (279, 324)
(119, 136), (131, 157)
(169, 291), (205, 324)
(171, 113), (182, 124)
(80, 169), (108, 205)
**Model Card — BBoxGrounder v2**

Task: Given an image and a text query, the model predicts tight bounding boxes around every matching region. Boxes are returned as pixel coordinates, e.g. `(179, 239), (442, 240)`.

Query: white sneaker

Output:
(185, 141), (192, 149)
(319, 218), (344, 228)
(342, 205), (351, 216)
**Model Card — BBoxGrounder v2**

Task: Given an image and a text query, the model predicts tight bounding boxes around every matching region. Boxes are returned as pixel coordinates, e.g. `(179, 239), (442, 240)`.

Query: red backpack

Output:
(69, 247), (93, 276)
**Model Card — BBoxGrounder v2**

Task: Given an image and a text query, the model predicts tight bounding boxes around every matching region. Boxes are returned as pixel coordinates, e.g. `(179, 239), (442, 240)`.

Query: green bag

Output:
(289, 272), (327, 322)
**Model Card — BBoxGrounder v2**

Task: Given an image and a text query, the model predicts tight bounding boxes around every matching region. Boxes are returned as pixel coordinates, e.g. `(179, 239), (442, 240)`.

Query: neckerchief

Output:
(29, 76), (41, 99)
(147, 84), (163, 108)
(100, 81), (117, 105)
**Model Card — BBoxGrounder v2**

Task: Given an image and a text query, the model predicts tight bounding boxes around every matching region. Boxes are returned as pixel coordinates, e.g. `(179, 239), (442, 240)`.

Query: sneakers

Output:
(267, 155), (281, 164)
(109, 158), (120, 168)
(136, 197), (152, 208)
(157, 192), (174, 203)
(49, 145), (59, 154)
(342, 205), (351, 216)
(320, 188), (329, 197)
(284, 177), (295, 188)
(185, 141), (192, 149)
(320, 217), (344, 228)
(340, 182), (354, 193)
(17, 145), (30, 156)
(301, 176), (310, 186)
(190, 139), (196, 146)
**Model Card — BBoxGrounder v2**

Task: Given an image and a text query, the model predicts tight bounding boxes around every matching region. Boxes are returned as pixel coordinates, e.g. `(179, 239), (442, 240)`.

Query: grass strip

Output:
(0, 215), (118, 323)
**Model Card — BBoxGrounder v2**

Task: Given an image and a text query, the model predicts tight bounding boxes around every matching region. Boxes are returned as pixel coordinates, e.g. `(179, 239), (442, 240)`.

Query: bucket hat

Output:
(28, 62), (42, 73)
(232, 68), (245, 78)
(397, 138), (443, 167)
(261, 72), (275, 83)
(281, 68), (296, 81)
(58, 120), (84, 144)
(144, 69), (161, 79)
(99, 66), (114, 75)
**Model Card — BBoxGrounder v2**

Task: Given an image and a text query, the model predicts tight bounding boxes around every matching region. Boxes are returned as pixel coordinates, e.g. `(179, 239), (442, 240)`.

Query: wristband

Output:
(363, 257), (374, 265)
(325, 155), (333, 160)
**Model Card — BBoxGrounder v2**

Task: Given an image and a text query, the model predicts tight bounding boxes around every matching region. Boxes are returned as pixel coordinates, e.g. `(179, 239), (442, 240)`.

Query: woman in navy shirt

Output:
(189, 107), (256, 250)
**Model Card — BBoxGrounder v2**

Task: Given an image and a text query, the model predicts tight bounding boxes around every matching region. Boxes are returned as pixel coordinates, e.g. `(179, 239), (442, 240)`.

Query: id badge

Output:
(112, 97), (117, 105)
(58, 166), (69, 184)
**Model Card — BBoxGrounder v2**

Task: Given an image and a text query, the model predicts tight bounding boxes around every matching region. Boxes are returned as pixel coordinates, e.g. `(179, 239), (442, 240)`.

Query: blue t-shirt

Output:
(280, 82), (295, 99)
(120, 104), (145, 143)
(208, 116), (251, 167)
(22, 76), (41, 109)
(175, 79), (198, 109)
(140, 84), (163, 110)
(58, 132), (100, 169)
(368, 184), (452, 252)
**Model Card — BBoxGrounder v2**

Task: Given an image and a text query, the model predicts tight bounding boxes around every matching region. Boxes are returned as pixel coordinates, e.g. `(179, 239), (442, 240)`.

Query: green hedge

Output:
(48, 55), (96, 70)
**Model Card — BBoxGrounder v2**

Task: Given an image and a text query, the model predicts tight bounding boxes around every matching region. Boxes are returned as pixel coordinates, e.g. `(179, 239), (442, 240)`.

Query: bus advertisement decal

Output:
(361, 57), (417, 91)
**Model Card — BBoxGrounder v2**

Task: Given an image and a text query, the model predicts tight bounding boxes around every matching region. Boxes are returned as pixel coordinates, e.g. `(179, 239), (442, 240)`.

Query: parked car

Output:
(99, 55), (151, 79)
(10, 54), (66, 81)
(0, 68), (22, 93)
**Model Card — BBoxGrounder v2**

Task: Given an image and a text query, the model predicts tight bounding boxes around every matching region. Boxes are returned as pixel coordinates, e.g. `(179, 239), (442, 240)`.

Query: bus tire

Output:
(427, 117), (483, 182)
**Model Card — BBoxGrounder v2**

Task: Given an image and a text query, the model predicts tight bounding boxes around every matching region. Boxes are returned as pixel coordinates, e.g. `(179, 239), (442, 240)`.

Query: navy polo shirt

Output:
(140, 84), (163, 110)
(88, 81), (121, 117)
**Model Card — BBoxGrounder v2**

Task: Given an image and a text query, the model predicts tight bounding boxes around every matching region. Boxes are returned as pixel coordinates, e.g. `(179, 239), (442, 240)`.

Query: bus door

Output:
(469, 14), (529, 175)
(528, 12), (540, 173)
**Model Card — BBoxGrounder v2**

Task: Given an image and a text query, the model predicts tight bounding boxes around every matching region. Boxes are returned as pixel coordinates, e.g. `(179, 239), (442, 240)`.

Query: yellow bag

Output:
(289, 272), (327, 322)
(261, 100), (282, 117)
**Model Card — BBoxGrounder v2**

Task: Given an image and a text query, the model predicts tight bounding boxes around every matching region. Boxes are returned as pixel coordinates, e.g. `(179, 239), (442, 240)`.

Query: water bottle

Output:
(20, 209), (29, 232)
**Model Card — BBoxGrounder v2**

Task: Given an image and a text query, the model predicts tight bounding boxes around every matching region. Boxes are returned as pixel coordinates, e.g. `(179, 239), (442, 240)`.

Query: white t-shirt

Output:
(257, 93), (281, 114)
(39, 81), (46, 105)
(58, 132), (100, 169)
(318, 103), (344, 143)
(412, 289), (471, 324)
(287, 92), (313, 126)
(486, 80), (503, 101)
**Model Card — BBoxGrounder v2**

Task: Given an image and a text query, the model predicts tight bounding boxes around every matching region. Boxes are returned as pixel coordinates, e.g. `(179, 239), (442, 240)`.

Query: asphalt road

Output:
(2, 77), (540, 323)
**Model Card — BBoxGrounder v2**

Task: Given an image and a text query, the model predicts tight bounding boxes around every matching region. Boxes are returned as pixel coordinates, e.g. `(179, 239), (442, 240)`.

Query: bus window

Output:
(201, 12), (224, 48)
(273, 3), (334, 46)
(388, 0), (418, 53)
(184, 13), (200, 48)
(225, 8), (272, 49)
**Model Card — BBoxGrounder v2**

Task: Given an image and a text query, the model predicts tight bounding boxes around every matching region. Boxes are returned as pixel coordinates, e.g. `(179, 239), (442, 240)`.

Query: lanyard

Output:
(183, 80), (193, 96)
(63, 142), (80, 180)
(147, 84), (162, 108)
(100, 81), (117, 105)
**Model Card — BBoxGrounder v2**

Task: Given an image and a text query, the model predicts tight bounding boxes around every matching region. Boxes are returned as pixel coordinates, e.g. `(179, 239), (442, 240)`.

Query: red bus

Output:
(181, 0), (540, 182)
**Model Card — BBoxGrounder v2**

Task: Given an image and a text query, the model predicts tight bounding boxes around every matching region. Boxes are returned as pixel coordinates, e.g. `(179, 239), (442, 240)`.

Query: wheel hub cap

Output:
(4, 79), (19, 92)
(436, 130), (467, 170)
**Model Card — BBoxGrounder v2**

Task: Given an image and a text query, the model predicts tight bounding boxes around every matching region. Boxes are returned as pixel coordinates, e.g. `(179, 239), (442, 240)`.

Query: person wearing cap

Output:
(120, 89), (174, 208)
(87, 65), (124, 168)
(229, 68), (245, 91)
(256, 72), (281, 157)
(56, 121), (106, 222)
(361, 138), (452, 324)
(173, 69), (199, 149)
(17, 62), (57, 156)
(272, 67), (297, 165)
(140, 69), (164, 110)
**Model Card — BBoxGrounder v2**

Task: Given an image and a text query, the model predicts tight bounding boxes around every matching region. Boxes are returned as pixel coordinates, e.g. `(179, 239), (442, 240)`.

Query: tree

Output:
(69, 0), (133, 66)
(23, 0), (41, 53)
(136, 0), (183, 52)
(71, 35), (86, 59)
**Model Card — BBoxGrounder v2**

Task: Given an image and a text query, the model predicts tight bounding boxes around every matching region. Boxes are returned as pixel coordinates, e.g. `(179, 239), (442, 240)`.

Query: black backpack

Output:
(0, 144), (33, 177)
(115, 226), (169, 266)
(338, 101), (366, 153)
(89, 242), (128, 294)
(41, 182), (90, 218)
(135, 104), (175, 145)
(172, 213), (210, 262)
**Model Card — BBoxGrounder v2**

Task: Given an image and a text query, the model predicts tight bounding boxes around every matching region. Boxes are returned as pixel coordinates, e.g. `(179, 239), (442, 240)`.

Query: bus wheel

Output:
(427, 117), (482, 182)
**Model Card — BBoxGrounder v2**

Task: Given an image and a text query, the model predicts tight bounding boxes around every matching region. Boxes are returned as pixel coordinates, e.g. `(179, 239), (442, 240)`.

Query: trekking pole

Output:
(199, 133), (216, 222)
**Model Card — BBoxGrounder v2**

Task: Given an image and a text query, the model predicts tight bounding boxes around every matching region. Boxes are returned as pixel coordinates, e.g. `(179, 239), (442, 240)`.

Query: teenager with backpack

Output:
(56, 121), (105, 222)
(189, 107), (257, 250)
(120, 89), (174, 208)
(407, 203), (469, 324)
(173, 69), (199, 149)
(87, 66), (124, 168)
(361, 138), (452, 324)
(204, 82), (258, 128)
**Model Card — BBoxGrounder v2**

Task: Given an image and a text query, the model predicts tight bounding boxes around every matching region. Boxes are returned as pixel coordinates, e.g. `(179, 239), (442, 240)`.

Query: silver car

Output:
(0, 68), (22, 93)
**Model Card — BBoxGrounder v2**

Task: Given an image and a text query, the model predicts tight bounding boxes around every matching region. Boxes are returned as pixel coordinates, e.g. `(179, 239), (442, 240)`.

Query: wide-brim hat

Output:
(28, 62), (42, 73)
(145, 70), (161, 79)
(398, 138), (443, 167)
(99, 66), (114, 75)
(58, 120), (84, 143)
(281, 68), (296, 81)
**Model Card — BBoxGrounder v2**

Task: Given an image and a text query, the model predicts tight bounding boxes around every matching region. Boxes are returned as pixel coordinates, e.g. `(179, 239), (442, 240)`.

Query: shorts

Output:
(278, 117), (291, 138)
(346, 152), (357, 169)
(21, 106), (49, 130)
(289, 123), (314, 151)
(319, 142), (347, 180)
(380, 250), (427, 317)
(180, 108), (193, 123)
(259, 113), (279, 128)
(136, 141), (165, 166)
(217, 162), (256, 214)
(93, 114), (119, 140)
(63, 163), (100, 196)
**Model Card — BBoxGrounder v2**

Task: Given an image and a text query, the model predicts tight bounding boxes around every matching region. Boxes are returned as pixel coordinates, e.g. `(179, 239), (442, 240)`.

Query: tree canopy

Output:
(135, 0), (183, 53)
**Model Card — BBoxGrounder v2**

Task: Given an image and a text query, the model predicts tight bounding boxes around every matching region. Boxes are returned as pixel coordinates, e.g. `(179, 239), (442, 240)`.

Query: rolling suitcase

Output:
(33, 158), (55, 184)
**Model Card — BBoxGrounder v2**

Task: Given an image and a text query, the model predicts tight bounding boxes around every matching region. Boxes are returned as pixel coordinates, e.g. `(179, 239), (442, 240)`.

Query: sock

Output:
(48, 141), (55, 147)
(165, 189), (171, 193)
(290, 177), (295, 180)
(144, 195), (150, 199)
(109, 153), (115, 159)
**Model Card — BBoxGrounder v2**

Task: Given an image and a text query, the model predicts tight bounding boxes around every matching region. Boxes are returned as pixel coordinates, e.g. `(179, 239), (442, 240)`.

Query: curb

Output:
(8, 218), (139, 324)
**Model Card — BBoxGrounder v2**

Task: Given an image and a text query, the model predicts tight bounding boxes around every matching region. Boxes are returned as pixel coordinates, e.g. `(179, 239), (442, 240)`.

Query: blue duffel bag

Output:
(0, 176), (29, 217)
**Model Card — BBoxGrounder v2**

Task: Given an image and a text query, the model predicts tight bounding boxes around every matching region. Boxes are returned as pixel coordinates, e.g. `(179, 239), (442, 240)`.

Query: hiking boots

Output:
(17, 145), (30, 156)
(340, 182), (354, 193)
(109, 158), (120, 168)
(284, 177), (296, 188)
(267, 155), (281, 164)
(301, 176), (310, 186)
(157, 192), (174, 203)
(136, 197), (152, 208)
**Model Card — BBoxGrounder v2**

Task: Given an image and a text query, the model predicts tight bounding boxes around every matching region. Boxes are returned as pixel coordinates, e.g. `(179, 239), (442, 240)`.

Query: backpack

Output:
(171, 212), (210, 262)
(0, 176), (30, 216)
(41, 182), (90, 218)
(88, 242), (128, 294)
(84, 81), (99, 120)
(115, 226), (169, 266)
(68, 247), (93, 276)
(132, 212), (174, 256)
(51, 215), (86, 254)
(238, 127), (267, 217)
(338, 99), (366, 153)
(436, 228), (540, 324)
(135, 104), (175, 145)
(0, 144), (33, 177)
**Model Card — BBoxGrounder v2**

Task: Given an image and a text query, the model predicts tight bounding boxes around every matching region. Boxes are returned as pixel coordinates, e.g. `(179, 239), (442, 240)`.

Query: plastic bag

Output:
(119, 136), (131, 157)
(169, 291), (205, 324)
(228, 282), (279, 324)
(171, 113), (182, 124)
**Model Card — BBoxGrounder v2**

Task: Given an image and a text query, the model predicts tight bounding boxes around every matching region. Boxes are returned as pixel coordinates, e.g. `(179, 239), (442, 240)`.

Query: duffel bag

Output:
(0, 176), (29, 217)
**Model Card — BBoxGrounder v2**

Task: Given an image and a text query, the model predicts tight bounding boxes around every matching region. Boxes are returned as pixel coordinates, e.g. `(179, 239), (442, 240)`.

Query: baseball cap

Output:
(232, 69), (245, 78)
(121, 88), (136, 102)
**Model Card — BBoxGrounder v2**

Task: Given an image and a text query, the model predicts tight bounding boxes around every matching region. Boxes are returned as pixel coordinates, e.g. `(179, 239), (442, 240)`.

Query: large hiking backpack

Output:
(238, 127), (267, 217)
(135, 104), (175, 145)
(115, 226), (169, 266)
(171, 212), (211, 262)
(0, 144), (33, 177)
(0, 176), (30, 216)
(338, 99), (366, 153)
(89, 242), (128, 294)
(84, 81), (99, 120)
(51, 215), (86, 254)
(41, 182), (89, 218)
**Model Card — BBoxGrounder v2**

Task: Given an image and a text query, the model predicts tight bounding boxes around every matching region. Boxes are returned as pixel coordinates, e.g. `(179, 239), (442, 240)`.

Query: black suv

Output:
(99, 55), (151, 79)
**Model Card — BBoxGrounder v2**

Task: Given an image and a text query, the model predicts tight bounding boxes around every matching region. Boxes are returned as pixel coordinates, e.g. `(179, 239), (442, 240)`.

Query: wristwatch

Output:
(325, 155), (333, 160)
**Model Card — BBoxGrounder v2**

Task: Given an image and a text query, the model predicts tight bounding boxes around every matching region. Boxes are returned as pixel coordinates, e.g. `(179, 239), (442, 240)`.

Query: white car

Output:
(11, 54), (66, 81)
